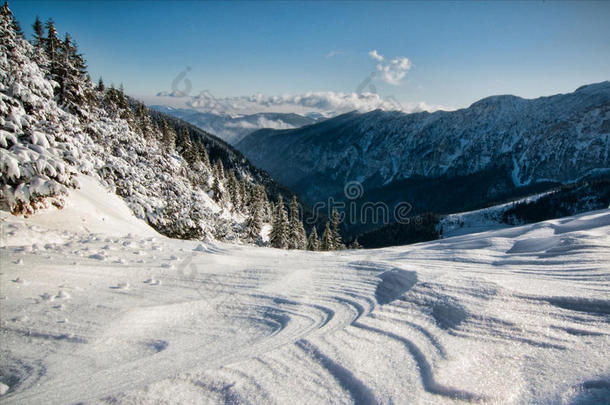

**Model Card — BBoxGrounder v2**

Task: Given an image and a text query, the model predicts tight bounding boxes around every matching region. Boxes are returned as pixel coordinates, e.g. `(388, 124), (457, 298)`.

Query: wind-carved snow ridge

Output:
(1, 205), (609, 404)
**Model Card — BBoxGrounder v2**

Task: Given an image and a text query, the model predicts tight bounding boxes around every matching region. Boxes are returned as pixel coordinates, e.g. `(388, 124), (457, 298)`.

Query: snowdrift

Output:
(1, 185), (608, 403)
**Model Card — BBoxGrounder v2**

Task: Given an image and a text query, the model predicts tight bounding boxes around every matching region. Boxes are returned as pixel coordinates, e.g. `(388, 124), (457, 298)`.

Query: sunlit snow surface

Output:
(1, 179), (609, 404)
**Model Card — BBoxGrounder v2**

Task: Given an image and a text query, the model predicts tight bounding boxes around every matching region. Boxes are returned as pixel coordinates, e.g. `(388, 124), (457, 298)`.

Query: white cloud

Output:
(169, 90), (450, 116)
(368, 49), (384, 62)
(377, 56), (412, 85)
(368, 50), (412, 85)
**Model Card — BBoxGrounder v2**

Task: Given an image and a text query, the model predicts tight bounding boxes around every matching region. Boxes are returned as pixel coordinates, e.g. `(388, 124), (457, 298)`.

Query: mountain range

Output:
(149, 105), (321, 145)
(236, 82), (610, 234)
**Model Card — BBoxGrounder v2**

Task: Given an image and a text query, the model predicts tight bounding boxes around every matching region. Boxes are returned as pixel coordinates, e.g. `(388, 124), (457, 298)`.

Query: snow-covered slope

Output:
(1, 178), (609, 404)
(0, 175), (159, 247)
(0, 7), (288, 244)
(439, 191), (554, 238)
(237, 82), (610, 207)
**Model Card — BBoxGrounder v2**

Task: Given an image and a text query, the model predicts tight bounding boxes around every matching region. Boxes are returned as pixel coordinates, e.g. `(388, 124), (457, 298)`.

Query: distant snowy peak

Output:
(575, 80), (610, 93)
(149, 106), (321, 144)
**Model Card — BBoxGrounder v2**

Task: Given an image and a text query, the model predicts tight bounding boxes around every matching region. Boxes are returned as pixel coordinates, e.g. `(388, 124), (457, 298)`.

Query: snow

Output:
(439, 191), (554, 238)
(1, 175), (158, 247)
(1, 180), (609, 404)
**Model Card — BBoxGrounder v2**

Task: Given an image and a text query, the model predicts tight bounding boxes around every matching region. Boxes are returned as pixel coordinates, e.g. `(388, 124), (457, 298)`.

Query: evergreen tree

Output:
(288, 196), (307, 249)
(226, 170), (241, 211)
(199, 142), (210, 169)
(211, 177), (223, 203)
(269, 195), (289, 249)
(96, 77), (105, 92)
(9, 4), (21, 38)
(330, 209), (343, 249)
(32, 16), (44, 48)
(0, 3), (20, 61)
(307, 227), (320, 251)
(44, 19), (61, 83)
(239, 180), (250, 211)
(246, 186), (265, 240)
(320, 222), (334, 251)
(134, 100), (154, 138)
(158, 118), (176, 150)
(58, 34), (80, 108)
(28, 15), (48, 71)
(116, 83), (133, 121)
(213, 159), (225, 180)
(260, 187), (272, 221)
(350, 238), (362, 249)
(176, 127), (191, 152)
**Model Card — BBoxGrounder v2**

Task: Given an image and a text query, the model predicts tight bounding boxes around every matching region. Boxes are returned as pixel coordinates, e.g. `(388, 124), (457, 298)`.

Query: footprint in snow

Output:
(89, 253), (106, 261)
(12, 277), (26, 285)
(144, 278), (161, 285)
(111, 282), (129, 290)
(14, 258), (23, 265)
(40, 292), (55, 302)
(56, 290), (71, 299)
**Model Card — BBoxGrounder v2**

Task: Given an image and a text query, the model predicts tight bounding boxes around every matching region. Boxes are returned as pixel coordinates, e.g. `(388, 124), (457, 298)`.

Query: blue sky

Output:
(10, 0), (610, 110)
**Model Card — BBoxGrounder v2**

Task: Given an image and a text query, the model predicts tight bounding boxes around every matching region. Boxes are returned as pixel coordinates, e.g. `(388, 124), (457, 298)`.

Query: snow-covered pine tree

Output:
(307, 227), (320, 251)
(260, 186), (272, 222)
(350, 238), (362, 249)
(246, 186), (264, 240)
(238, 179), (249, 211)
(117, 84), (133, 122)
(28, 16), (48, 73)
(199, 141), (211, 169)
(269, 195), (289, 249)
(226, 170), (241, 211)
(320, 222), (334, 251)
(158, 118), (176, 150)
(133, 100), (154, 139)
(32, 16), (44, 46)
(7, 4), (21, 38)
(96, 77), (105, 92)
(213, 159), (225, 181)
(0, 3), (19, 62)
(58, 33), (88, 113)
(212, 176), (223, 203)
(288, 195), (307, 249)
(176, 127), (196, 164)
(44, 19), (62, 86)
(331, 209), (343, 250)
